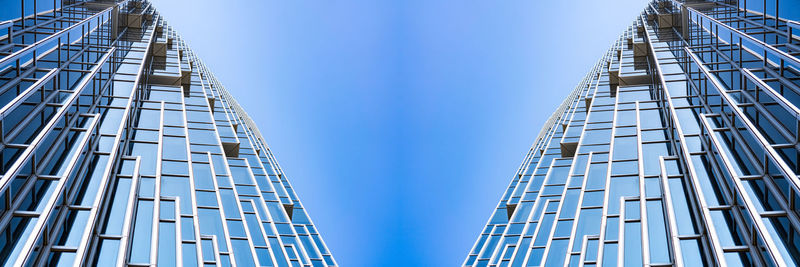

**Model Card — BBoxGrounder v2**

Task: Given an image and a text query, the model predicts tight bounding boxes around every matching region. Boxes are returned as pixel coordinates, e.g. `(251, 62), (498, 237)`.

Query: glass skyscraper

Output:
(465, 0), (800, 266)
(0, 0), (335, 266)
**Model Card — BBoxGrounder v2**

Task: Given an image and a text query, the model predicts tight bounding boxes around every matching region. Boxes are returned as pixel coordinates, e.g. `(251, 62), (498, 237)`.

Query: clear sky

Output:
(147, 0), (650, 265)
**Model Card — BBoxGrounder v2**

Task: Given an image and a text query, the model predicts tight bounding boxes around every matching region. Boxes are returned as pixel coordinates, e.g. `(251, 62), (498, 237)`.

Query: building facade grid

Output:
(0, 0), (335, 266)
(465, 0), (800, 266)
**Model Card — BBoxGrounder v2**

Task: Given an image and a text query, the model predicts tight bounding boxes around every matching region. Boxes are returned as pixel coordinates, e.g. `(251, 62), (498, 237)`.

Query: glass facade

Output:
(0, 1), (335, 266)
(465, 0), (800, 266)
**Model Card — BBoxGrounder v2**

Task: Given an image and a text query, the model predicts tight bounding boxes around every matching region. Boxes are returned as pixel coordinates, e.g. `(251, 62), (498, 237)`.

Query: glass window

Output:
(675, 109), (701, 135)
(588, 110), (614, 123)
(196, 191), (219, 207)
(642, 142), (669, 176)
(639, 109), (663, 129)
(619, 90), (651, 102)
(163, 110), (185, 126)
(95, 239), (120, 266)
(230, 166), (255, 185)
(614, 126), (636, 137)
(615, 110), (636, 126)
(157, 222), (177, 267)
(603, 243), (618, 267)
(582, 191), (605, 207)
(133, 129), (159, 141)
(644, 178), (661, 198)
(624, 201), (639, 220)
(219, 189), (242, 219)
(254, 248), (272, 266)
(192, 163), (214, 190)
(137, 109), (161, 129)
(608, 176), (639, 214)
(182, 243), (198, 267)
(160, 200), (176, 220)
(613, 137), (638, 160)
(611, 160), (638, 176)
(554, 220), (573, 237)
(211, 154), (228, 175)
(99, 108), (125, 135)
(266, 202), (289, 223)
(231, 239), (256, 267)
(244, 213), (267, 246)
(150, 89), (182, 103)
(586, 163), (608, 190)
(102, 177), (132, 235)
(533, 214), (555, 246)
(647, 200), (670, 264)
(161, 176), (192, 214)
(131, 142), (158, 176)
(198, 208), (227, 251)
(129, 200), (153, 263)
(59, 210), (90, 247)
(585, 239), (599, 261)
(181, 217), (195, 241)
(572, 155), (590, 175)
(187, 110), (212, 123)
(605, 217), (619, 241)
(641, 129), (666, 142)
(217, 175), (233, 188)
(573, 208), (602, 251)
(544, 239), (569, 266)
(624, 222), (643, 267)
(189, 129), (218, 145)
(559, 189), (580, 219)
(162, 160), (189, 176)
(680, 239), (704, 265)
(546, 166), (570, 185)
(201, 238), (216, 262)
(227, 220), (246, 238)
(162, 137), (188, 160)
(163, 126), (185, 137)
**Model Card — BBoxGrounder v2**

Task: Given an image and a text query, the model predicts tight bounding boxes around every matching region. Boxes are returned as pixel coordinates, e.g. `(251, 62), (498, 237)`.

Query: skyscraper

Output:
(465, 0), (800, 266)
(0, 1), (335, 266)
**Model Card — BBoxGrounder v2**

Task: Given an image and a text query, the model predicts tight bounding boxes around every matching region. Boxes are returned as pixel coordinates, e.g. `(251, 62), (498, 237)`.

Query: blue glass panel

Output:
(162, 137), (187, 160)
(231, 239), (256, 267)
(181, 217), (196, 241)
(161, 175), (192, 214)
(227, 220), (246, 238)
(95, 239), (120, 266)
(219, 189), (242, 219)
(198, 208), (228, 251)
(602, 243), (618, 267)
(102, 177), (132, 235)
(585, 239), (598, 261)
(201, 238), (216, 262)
(196, 191), (219, 207)
(192, 163), (214, 190)
(162, 160), (189, 176)
(54, 209), (89, 249)
(679, 239), (706, 267)
(158, 222), (177, 267)
(244, 213), (267, 246)
(255, 248), (274, 266)
(646, 200), (670, 264)
(183, 243), (198, 267)
(623, 222), (642, 267)
(130, 200), (153, 263)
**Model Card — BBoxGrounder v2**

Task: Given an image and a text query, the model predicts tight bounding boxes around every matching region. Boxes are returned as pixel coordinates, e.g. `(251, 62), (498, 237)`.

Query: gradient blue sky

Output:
(149, 0), (647, 265)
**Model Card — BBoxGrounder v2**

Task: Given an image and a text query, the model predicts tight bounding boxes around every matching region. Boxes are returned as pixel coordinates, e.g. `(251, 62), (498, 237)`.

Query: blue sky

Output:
(147, 0), (649, 265)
